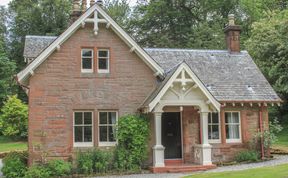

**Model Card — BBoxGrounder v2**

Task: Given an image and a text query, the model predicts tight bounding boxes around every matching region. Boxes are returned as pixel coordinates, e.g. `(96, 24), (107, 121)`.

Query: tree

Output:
(0, 7), (17, 107)
(104, 0), (131, 28)
(127, 0), (241, 48)
(245, 10), (288, 122)
(0, 95), (28, 138)
(8, 0), (72, 71)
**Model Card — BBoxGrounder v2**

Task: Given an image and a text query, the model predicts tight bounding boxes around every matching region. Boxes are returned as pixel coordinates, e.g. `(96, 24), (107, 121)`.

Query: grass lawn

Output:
(185, 164), (288, 178)
(272, 123), (288, 152)
(0, 136), (27, 153)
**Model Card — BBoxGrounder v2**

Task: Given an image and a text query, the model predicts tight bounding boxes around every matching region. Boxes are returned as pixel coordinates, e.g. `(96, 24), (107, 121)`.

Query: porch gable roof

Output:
(142, 62), (221, 112)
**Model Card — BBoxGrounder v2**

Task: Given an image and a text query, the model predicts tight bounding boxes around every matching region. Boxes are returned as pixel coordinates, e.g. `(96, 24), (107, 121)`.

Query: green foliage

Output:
(2, 151), (28, 178)
(104, 0), (131, 28)
(245, 10), (288, 122)
(254, 117), (283, 151)
(114, 114), (149, 171)
(0, 95), (28, 137)
(24, 165), (51, 178)
(235, 150), (260, 162)
(76, 149), (113, 174)
(47, 159), (72, 177)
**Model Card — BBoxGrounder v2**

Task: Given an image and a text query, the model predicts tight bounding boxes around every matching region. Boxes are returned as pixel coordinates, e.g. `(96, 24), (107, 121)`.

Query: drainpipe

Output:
(259, 106), (265, 160)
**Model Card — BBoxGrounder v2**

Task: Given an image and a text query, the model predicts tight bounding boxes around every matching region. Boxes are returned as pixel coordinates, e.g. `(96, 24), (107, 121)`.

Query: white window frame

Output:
(73, 111), (94, 147)
(81, 49), (94, 73)
(97, 49), (110, 73)
(208, 112), (221, 143)
(225, 111), (242, 143)
(98, 111), (118, 146)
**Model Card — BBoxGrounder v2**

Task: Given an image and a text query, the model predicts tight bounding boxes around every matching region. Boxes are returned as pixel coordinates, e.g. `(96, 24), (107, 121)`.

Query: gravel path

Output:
(96, 155), (288, 178)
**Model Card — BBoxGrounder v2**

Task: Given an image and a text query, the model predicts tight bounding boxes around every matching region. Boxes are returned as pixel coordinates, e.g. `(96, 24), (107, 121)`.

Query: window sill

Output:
(73, 142), (93, 147)
(80, 73), (111, 78)
(226, 139), (242, 144)
(208, 140), (221, 144)
(99, 142), (117, 147)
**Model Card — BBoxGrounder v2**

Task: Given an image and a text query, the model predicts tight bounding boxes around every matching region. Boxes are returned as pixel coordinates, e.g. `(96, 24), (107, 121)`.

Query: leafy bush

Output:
(47, 159), (72, 176)
(0, 95), (28, 138)
(235, 150), (260, 162)
(2, 151), (28, 178)
(24, 165), (51, 178)
(76, 151), (93, 174)
(76, 149), (113, 174)
(114, 114), (149, 171)
(252, 117), (283, 156)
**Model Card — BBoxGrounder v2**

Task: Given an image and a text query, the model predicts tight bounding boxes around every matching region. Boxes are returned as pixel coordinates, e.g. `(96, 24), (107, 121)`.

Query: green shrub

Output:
(24, 165), (51, 178)
(114, 114), (149, 171)
(0, 95), (28, 138)
(2, 151), (28, 178)
(76, 151), (93, 174)
(235, 150), (260, 162)
(47, 159), (72, 176)
(92, 149), (113, 173)
(76, 149), (113, 174)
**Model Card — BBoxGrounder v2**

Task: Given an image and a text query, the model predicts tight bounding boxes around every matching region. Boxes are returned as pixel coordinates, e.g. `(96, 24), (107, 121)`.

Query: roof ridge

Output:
(26, 35), (58, 39)
(144, 48), (248, 53)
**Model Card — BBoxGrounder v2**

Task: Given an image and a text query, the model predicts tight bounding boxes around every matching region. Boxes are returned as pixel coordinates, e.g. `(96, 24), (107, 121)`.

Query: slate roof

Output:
(23, 36), (281, 102)
(23, 35), (57, 58)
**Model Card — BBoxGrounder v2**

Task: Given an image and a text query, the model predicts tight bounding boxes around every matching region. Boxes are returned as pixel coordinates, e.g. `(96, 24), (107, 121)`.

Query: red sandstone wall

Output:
(28, 24), (157, 164)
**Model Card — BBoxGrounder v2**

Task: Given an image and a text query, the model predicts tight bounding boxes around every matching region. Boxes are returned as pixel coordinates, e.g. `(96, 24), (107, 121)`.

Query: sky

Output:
(0, 0), (138, 7)
(0, 0), (11, 6)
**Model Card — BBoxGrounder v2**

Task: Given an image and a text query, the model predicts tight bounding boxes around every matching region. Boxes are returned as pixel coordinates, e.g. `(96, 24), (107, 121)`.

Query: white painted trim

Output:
(17, 4), (164, 83)
(98, 111), (118, 146)
(73, 111), (94, 148)
(148, 63), (221, 112)
(81, 48), (94, 73)
(224, 111), (242, 143)
(97, 49), (110, 73)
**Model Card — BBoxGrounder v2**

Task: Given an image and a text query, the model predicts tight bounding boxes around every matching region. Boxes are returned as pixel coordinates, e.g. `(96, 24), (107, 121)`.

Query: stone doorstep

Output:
(150, 164), (217, 173)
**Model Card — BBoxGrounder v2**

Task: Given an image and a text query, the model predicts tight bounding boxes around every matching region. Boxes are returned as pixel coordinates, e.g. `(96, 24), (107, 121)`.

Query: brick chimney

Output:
(224, 14), (241, 53)
(70, 0), (81, 23)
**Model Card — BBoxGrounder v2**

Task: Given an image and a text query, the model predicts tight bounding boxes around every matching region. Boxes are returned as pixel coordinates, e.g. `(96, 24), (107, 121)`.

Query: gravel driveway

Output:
(96, 155), (288, 178)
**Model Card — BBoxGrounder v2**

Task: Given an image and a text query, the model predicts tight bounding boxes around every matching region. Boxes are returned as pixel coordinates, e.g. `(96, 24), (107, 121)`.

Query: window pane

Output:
(82, 58), (92, 69)
(99, 126), (108, 141)
(74, 112), (83, 125)
(226, 125), (240, 139)
(232, 112), (239, 123)
(99, 112), (107, 124)
(208, 125), (212, 139)
(212, 113), (219, 124)
(98, 50), (108, 57)
(74, 126), (83, 142)
(82, 49), (92, 57)
(108, 112), (116, 124)
(84, 112), (92, 124)
(108, 126), (116, 141)
(225, 112), (231, 123)
(84, 126), (92, 142)
(212, 125), (219, 139)
(208, 113), (212, 123)
(99, 58), (108, 70)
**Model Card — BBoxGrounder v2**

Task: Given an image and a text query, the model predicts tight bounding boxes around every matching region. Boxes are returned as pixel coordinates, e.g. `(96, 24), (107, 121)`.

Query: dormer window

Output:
(81, 49), (93, 73)
(98, 49), (109, 73)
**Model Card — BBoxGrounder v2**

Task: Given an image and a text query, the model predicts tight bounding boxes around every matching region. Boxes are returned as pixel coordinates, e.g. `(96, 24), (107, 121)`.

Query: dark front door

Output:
(162, 112), (182, 159)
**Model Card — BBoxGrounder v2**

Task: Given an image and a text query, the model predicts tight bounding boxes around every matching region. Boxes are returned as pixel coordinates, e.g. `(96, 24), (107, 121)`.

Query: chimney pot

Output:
(224, 14), (241, 53)
(82, 0), (87, 11)
(228, 14), (235, 26)
(90, 0), (96, 6)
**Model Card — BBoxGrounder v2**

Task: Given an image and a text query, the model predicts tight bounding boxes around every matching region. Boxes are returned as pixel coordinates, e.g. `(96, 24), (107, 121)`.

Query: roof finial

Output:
(96, 0), (103, 7)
